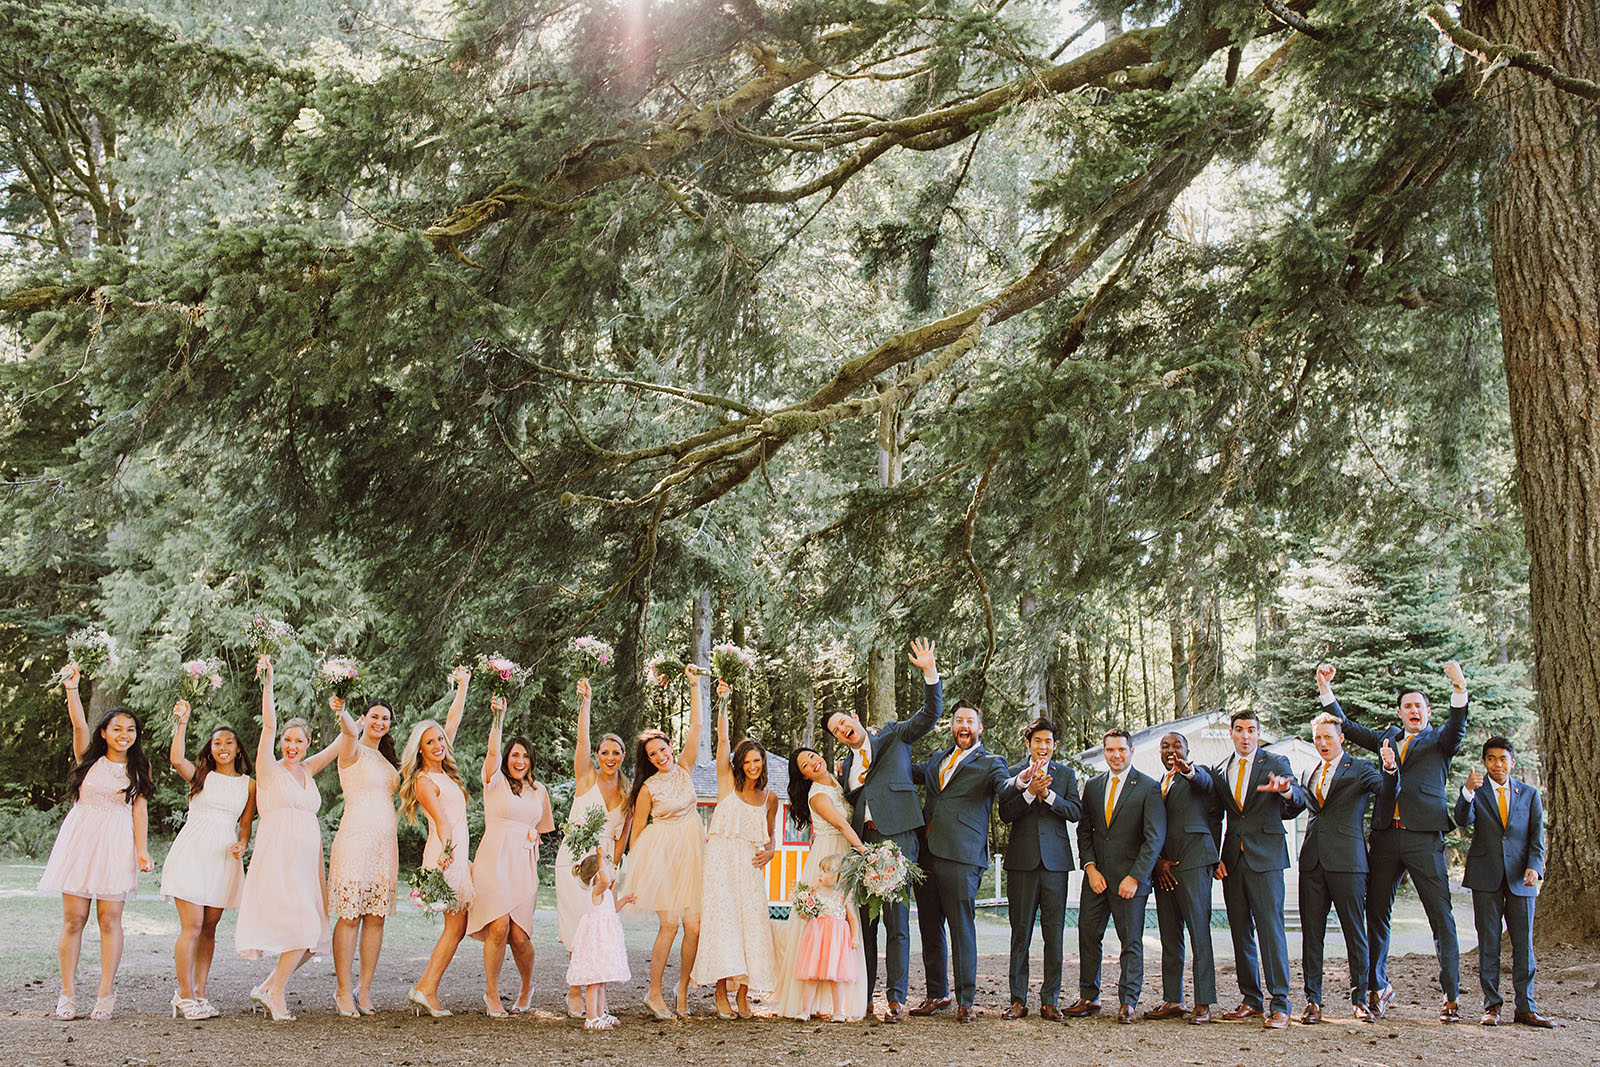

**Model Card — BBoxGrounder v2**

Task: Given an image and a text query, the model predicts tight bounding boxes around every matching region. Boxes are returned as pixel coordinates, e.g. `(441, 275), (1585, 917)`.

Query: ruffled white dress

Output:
(690, 792), (777, 990)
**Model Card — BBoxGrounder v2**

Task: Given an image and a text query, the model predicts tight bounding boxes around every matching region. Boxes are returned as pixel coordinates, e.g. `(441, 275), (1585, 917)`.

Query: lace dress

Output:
(421, 771), (474, 911)
(328, 744), (399, 918)
(555, 781), (626, 945)
(690, 791), (777, 990)
(38, 758), (138, 901)
(771, 781), (869, 1019)
(620, 765), (705, 921)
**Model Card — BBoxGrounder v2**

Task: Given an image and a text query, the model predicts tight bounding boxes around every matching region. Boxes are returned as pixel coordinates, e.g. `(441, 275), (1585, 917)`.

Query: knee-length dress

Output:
(328, 744), (399, 919)
(690, 792), (777, 990)
(38, 757), (139, 902)
(555, 781), (626, 946)
(771, 782), (868, 1020)
(620, 764), (705, 921)
(565, 886), (630, 986)
(235, 764), (330, 958)
(160, 771), (250, 908)
(421, 771), (474, 911)
(467, 774), (554, 939)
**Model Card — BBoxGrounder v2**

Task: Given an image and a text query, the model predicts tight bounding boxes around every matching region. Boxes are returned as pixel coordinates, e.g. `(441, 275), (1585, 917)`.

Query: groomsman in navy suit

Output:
(997, 717), (1081, 1020)
(826, 638), (942, 1023)
(1320, 660), (1468, 1022)
(909, 700), (1011, 1023)
(1199, 709), (1305, 1029)
(1064, 729), (1166, 1024)
(1297, 710), (1384, 1023)
(1144, 731), (1222, 1024)
(1454, 737), (1551, 1028)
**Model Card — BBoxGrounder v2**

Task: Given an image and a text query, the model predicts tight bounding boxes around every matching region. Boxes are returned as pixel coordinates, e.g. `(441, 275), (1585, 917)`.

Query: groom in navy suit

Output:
(825, 638), (942, 1024)
(1455, 737), (1551, 1028)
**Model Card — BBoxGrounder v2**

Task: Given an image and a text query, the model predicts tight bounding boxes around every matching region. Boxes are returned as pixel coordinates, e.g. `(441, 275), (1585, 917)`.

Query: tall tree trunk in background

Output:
(1020, 591), (1051, 719)
(730, 617), (748, 742)
(1168, 610), (1189, 718)
(692, 590), (712, 765)
(867, 394), (903, 724)
(1463, 0), (1600, 942)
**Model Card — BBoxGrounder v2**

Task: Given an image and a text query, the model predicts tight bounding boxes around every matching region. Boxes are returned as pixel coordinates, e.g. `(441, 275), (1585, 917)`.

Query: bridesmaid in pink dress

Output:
(467, 694), (555, 1016)
(326, 695), (400, 1016)
(38, 663), (155, 1021)
(397, 667), (472, 1016)
(234, 656), (342, 1021)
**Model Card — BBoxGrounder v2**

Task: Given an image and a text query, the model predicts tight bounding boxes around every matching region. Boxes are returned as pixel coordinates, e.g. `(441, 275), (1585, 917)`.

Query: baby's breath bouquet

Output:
(243, 616), (297, 667)
(49, 628), (122, 690)
(570, 635), (614, 674)
(711, 642), (757, 686)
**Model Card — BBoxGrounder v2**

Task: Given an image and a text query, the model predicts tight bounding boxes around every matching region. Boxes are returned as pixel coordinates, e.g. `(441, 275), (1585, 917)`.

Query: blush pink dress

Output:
(564, 886), (630, 986)
(160, 771), (249, 908)
(620, 765), (705, 921)
(38, 758), (139, 901)
(328, 744), (399, 918)
(420, 771), (474, 911)
(467, 774), (554, 939)
(793, 885), (857, 982)
(235, 763), (330, 958)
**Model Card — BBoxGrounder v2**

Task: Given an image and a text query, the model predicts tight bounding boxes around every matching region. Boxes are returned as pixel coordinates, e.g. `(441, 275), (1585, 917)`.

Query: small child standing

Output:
(793, 853), (860, 1021)
(564, 850), (634, 1030)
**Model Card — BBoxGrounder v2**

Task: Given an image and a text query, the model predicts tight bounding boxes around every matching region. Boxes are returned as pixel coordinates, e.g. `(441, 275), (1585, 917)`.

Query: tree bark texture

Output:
(1464, 0), (1600, 942)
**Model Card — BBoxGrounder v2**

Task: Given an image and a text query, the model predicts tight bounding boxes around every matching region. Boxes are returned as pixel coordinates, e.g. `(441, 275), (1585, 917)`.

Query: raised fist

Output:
(1315, 663), (1336, 689)
(576, 677), (592, 703)
(1443, 660), (1466, 690)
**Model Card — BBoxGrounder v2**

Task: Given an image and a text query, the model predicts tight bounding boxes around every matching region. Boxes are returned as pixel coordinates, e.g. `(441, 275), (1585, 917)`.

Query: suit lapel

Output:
(1107, 769), (1138, 828)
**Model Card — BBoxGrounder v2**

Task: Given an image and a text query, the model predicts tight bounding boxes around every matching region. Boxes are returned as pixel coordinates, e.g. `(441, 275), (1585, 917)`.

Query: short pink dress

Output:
(38, 758), (139, 901)
(565, 886), (630, 986)
(235, 763), (330, 958)
(793, 887), (857, 983)
(467, 774), (554, 939)
(620, 765), (704, 921)
(328, 744), (399, 918)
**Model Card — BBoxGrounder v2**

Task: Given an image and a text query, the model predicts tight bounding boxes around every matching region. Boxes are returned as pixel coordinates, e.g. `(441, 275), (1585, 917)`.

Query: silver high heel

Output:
(335, 993), (360, 1019)
(484, 993), (509, 1019)
(249, 983), (270, 1016)
(407, 988), (451, 1018)
(89, 993), (116, 1021)
(54, 993), (75, 1020)
(194, 997), (223, 1019)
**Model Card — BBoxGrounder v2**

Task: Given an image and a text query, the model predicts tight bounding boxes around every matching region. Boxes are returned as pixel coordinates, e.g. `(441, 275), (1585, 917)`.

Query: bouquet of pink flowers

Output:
(243, 616), (296, 664)
(177, 658), (225, 705)
(49, 627), (121, 690)
(405, 842), (460, 918)
(473, 652), (529, 698)
(313, 656), (361, 700)
(790, 882), (826, 921)
(836, 841), (925, 920)
(645, 650), (688, 688)
(570, 635), (614, 673)
(711, 642), (757, 685)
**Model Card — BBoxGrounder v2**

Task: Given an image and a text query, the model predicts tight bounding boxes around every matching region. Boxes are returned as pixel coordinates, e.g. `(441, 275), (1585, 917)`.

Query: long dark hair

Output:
(731, 738), (768, 792)
(67, 708), (154, 804)
(189, 725), (254, 798)
(502, 734), (537, 795)
(626, 728), (670, 817)
(787, 747), (820, 830)
(362, 699), (400, 768)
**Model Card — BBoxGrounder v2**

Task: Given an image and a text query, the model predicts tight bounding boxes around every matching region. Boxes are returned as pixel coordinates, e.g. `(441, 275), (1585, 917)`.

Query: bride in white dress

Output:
(771, 747), (869, 1020)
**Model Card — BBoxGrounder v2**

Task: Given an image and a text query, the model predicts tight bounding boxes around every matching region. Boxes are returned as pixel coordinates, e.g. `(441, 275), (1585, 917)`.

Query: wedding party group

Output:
(33, 637), (1550, 1035)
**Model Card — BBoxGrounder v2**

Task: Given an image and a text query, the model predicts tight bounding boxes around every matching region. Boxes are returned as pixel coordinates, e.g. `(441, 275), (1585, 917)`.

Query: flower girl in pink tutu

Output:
(564, 850), (635, 1030)
(793, 854), (861, 1021)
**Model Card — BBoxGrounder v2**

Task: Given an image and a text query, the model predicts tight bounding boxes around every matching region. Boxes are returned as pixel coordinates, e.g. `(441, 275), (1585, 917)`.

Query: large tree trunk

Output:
(867, 394), (903, 724)
(1464, 0), (1600, 942)
(692, 590), (713, 764)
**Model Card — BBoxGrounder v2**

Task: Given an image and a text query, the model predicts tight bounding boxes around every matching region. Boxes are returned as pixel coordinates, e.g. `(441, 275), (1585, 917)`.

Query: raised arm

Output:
(169, 700), (198, 781)
(483, 694), (506, 786)
(678, 663), (705, 770)
(442, 665), (471, 747)
(714, 696), (733, 800)
(572, 677), (595, 792)
(302, 736), (344, 776)
(1439, 660), (1469, 757)
(61, 663), (90, 762)
(256, 656), (277, 770)
(1316, 662), (1383, 753)
(333, 696), (362, 768)
(809, 790), (865, 851)
(895, 638), (942, 744)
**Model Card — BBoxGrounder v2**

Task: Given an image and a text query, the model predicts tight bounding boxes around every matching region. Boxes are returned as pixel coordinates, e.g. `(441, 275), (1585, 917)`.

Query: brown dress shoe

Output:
(1513, 1009), (1554, 1028)
(956, 1004), (975, 1024)
(1482, 1006), (1502, 1026)
(1300, 1003), (1323, 1025)
(1142, 1002), (1186, 1020)
(1222, 1002), (1264, 1020)
(1116, 1004), (1136, 1024)
(1371, 985), (1395, 1018)
(1062, 998), (1102, 1017)
(1000, 1001), (1027, 1020)
(1188, 1004), (1213, 1024)
(1262, 1010), (1289, 1029)
(1039, 1004), (1063, 1021)
(909, 996), (951, 1016)
(884, 1001), (907, 1024)
(1440, 999), (1461, 1024)
(1352, 1004), (1373, 1022)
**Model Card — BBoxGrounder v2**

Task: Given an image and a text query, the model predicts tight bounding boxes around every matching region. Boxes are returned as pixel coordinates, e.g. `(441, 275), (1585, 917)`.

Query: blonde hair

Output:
(397, 719), (468, 825)
(1311, 712), (1343, 732)
(817, 853), (842, 875)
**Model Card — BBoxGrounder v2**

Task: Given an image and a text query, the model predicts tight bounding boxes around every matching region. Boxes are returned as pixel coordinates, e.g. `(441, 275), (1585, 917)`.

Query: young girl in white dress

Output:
(690, 682), (779, 1017)
(162, 700), (255, 1019)
(397, 667), (472, 1016)
(39, 663), (155, 1021)
(565, 850), (635, 1030)
(555, 677), (629, 1018)
(620, 663), (706, 1018)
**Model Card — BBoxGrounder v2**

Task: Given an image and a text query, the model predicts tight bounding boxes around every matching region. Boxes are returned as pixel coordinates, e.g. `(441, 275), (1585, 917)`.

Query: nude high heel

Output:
(89, 993), (116, 1021)
(408, 988), (452, 1018)
(54, 993), (75, 1020)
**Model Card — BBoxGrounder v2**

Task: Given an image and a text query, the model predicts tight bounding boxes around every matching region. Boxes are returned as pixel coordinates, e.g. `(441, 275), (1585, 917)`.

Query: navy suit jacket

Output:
(1210, 750), (1305, 873)
(913, 742), (1010, 867)
(1454, 777), (1545, 897)
(1077, 768), (1165, 890)
(1156, 764), (1221, 872)
(1329, 696), (1467, 832)
(1299, 753), (1382, 874)
(998, 759), (1081, 873)
(840, 680), (941, 838)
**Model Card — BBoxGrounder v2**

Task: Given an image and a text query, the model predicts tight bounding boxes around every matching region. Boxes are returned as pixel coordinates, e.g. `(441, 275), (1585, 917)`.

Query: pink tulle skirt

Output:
(793, 915), (858, 983)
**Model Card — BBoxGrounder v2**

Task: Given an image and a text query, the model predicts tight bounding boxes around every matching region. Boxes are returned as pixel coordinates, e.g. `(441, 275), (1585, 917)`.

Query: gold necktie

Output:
(1162, 771), (1173, 797)
(857, 746), (870, 772)
(1393, 735), (1412, 822)
(1105, 775), (1120, 826)
(1498, 786), (1509, 827)
(1317, 761), (1332, 804)
(940, 749), (960, 789)
(1234, 758), (1248, 808)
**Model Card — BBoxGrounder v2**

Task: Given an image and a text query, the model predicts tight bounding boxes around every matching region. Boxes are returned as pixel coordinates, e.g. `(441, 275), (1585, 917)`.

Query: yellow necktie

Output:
(940, 749), (960, 789)
(1105, 775), (1120, 826)
(1393, 735), (1413, 822)
(857, 745), (870, 772)
(1234, 758), (1248, 808)
(1162, 771), (1173, 797)
(1317, 761), (1332, 804)
(1498, 786), (1509, 827)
